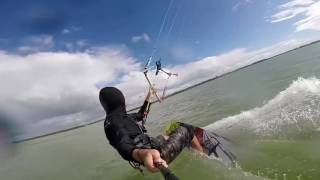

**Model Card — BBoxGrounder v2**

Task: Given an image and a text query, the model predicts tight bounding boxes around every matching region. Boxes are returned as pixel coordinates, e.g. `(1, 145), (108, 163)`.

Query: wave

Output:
(205, 77), (320, 139)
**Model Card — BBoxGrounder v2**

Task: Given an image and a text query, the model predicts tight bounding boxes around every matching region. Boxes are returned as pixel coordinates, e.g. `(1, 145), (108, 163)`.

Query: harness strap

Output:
(129, 134), (162, 173)
(129, 161), (144, 174)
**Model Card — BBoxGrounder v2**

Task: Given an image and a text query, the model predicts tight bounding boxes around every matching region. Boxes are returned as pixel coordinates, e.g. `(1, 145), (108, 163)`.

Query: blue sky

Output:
(1, 0), (318, 62)
(1, 0), (320, 139)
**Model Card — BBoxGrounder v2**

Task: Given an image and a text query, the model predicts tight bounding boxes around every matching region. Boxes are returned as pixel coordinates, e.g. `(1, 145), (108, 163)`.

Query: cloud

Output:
(76, 40), (88, 48)
(279, 0), (315, 9)
(62, 26), (81, 35)
(18, 35), (55, 53)
(0, 46), (139, 138)
(170, 45), (194, 61)
(131, 33), (151, 43)
(270, 0), (320, 31)
(62, 29), (70, 34)
(1, 38), (309, 139)
(117, 39), (307, 108)
(65, 43), (74, 51)
(232, 0), (252, 12)
(64, 39), (89, 51)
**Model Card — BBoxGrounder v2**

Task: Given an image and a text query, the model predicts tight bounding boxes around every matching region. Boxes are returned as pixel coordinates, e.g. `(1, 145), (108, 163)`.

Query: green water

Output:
(1, 42), (320, 180)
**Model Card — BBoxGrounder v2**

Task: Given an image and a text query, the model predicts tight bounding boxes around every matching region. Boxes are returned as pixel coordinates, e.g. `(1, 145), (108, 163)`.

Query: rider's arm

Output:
(191, 136), (204, 152)
(107, 126), (166, 172)
(131, 89), (152, 122)
(138, 89), (152, 114)
(132, 148), (167, 172)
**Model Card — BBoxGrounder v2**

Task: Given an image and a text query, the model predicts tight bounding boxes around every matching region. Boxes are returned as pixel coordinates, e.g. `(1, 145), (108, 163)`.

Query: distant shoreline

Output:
(162, 40), (320, 100)
(15, 39), (320, 143)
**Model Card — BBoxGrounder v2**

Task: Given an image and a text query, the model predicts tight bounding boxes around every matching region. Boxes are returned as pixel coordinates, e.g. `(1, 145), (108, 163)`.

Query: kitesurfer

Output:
(99, 87), (203, 173)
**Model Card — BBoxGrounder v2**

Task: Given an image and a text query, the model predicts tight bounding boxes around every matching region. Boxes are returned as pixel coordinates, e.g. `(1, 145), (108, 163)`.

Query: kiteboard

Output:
(166, 122), (237, 167)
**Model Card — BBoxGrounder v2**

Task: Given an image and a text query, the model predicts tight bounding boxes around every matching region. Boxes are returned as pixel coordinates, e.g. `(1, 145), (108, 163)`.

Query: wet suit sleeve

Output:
(131, 100), (151, 122)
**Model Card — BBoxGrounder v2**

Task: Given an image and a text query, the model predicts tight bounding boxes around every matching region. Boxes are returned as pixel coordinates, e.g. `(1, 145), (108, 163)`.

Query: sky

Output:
(0, 0), (320, 139)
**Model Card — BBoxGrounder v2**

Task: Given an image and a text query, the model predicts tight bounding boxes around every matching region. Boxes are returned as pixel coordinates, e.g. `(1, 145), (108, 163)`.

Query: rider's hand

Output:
(145, 87), (153, 101)
(132, 149), (168, 172)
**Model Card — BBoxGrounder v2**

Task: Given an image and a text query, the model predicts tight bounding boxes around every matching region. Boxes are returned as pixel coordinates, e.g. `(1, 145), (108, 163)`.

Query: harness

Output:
(129, 133), (163, 172)
(105, 102), (154, 172)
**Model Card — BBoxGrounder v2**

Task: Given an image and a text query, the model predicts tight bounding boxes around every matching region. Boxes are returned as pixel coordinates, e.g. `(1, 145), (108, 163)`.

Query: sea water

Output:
(1, 42), (320, 180)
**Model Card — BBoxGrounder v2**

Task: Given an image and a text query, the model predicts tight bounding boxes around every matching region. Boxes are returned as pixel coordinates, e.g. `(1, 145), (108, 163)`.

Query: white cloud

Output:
(117, 39), (307, 108)
(29, 35), (54, 48)
(61, 26), (81, 35)
(170, 45), (193, 61)
(131, 33), (151, 43)
(0, 46), (139, 129)
(76, 40), (88, 48)
(0, 37), (309, 139)
(62, 29), (70, 34)
(64, 40), (89, 51)
(279, 0), (315, 9)
(65, 43), (74, 51)
(232, 0), (252, 12)
(18, 35), (55, 53)
(270, 0), (320, 31)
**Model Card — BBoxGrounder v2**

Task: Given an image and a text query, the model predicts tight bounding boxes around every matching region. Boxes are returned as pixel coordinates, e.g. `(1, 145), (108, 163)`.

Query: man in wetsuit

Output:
(99, 87), (203, 172)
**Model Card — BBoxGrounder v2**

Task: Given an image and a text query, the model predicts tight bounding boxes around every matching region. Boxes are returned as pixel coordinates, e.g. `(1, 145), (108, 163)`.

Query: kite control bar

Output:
(143, 58), (162, 102)
(143, 71), (162, 102)
(156, 162), (180, 180)
(143, 58), (178, 102)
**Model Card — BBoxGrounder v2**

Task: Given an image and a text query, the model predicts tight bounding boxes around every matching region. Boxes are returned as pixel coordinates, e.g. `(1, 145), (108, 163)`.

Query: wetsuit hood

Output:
(99, 87), (126, 114)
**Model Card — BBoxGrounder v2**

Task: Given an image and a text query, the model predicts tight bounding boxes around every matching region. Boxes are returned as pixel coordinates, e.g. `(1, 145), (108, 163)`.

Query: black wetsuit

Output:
(99, 87), (195, 165)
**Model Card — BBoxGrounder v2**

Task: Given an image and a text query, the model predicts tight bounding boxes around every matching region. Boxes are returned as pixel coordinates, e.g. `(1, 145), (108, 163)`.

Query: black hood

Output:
(99, 87), (126, 114)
